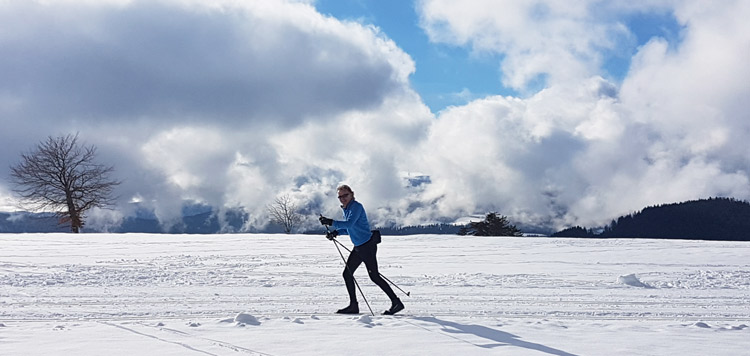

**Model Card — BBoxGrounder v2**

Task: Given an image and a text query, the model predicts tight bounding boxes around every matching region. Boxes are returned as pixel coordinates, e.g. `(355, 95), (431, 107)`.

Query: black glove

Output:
(326, 230), (339, 240)
(319, 216), (333, 226)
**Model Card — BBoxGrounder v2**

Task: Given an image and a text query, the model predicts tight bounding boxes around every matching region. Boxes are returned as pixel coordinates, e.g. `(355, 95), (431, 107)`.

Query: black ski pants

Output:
(343, 238), (398, 304)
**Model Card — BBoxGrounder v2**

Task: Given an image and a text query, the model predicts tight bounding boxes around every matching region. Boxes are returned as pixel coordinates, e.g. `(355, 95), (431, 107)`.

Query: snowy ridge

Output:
(1, 233), (749, 355)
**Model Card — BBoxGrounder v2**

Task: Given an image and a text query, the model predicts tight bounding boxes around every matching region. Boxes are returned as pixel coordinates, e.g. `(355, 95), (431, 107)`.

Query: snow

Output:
(1, 233), (749, 355)
(617, 273), (654, 289)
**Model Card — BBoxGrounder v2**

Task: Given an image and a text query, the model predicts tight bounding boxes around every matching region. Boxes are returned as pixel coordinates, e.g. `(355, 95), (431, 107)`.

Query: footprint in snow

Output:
(357, 315), (376, 327)
(281, 316), (305, 324)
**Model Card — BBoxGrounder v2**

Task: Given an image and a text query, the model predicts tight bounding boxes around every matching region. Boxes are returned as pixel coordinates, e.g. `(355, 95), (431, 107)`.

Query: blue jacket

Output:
(333, 199), (371, 246)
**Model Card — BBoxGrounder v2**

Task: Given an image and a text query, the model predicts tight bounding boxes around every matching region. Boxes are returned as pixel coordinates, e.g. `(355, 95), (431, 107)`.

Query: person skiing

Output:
(319, 184), (404, 315)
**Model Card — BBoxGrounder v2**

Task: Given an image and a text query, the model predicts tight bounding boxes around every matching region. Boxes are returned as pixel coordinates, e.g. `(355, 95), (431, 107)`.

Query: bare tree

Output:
(9, 133), (120, 233)
(267, 194), (302, 234)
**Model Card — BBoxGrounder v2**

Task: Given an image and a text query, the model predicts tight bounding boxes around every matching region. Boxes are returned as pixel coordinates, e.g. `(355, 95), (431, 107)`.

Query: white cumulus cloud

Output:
(410, 0), (750, 229)
(1, 0), (749, 233)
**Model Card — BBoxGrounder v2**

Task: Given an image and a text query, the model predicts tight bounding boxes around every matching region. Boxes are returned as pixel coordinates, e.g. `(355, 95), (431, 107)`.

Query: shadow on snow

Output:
(413, 316), (577, 356)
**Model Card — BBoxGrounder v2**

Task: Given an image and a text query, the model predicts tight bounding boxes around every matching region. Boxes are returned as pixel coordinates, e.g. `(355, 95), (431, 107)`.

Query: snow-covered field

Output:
(1, 233), (749, 355)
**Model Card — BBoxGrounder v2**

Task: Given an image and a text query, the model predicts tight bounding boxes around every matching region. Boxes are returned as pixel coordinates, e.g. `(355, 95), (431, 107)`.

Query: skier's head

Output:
(337, 185), (354, 206)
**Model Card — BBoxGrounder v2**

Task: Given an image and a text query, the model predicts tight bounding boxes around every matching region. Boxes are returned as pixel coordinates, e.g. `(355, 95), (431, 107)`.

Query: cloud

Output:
(0, 0), (413, 128)
(410, 0), (750, 229)
(1, 0), (748, 233)
(418, 0), (635, 90)
(0, 0), (429, 230)
(0, 185), (18, 212)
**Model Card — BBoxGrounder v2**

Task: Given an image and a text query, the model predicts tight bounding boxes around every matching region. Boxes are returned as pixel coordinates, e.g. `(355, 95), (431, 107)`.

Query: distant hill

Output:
(7, 197), (749, 239)
(0, 212), (69, 233)
(375, 223), (462, 235)
(553, 197), (750, 241)
(301, 223), (462, 236)
(0, 209), (251, 234)
(0, 209), (460, 235)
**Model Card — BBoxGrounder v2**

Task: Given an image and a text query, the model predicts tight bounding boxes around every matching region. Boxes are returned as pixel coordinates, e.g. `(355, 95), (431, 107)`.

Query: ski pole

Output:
(331, 236), (411, 297)
(324, 223), (374, 316)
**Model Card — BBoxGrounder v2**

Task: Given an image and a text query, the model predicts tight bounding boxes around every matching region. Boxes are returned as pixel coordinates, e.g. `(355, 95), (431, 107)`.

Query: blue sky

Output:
(316, 0), (513, 111)
(315, 0), (682, 113)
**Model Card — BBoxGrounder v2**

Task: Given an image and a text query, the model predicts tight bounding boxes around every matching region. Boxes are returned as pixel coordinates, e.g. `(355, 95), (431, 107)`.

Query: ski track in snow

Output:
(1, 234), (749, 355)
(1, 240), (748, 322)
(99, 320), (274, 356)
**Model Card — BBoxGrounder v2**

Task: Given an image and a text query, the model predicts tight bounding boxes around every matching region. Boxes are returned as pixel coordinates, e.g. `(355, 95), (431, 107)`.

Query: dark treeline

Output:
(0, 210), (251, 234)
(553, 197), (750, 241)
(376, 223), (463, 235)
(552, 226), (595, 238)
(457, 212), (523, 236)
(303, 223), (461, 235)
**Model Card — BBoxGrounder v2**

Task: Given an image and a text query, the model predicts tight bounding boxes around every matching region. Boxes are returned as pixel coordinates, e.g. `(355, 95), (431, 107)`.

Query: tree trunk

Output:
(66, 193), (81, 233)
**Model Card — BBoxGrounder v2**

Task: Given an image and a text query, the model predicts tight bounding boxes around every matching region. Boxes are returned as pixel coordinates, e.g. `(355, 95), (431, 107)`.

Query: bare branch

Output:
(267, 194), (302, 234)
(9, 133), (121, 233)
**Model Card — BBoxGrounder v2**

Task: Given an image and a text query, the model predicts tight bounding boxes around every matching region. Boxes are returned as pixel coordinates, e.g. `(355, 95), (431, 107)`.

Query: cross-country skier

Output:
(319, 184), (404, 315)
